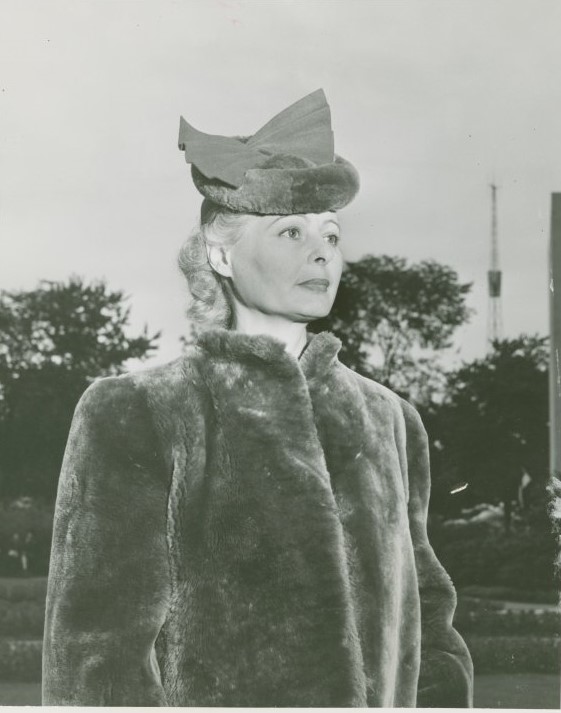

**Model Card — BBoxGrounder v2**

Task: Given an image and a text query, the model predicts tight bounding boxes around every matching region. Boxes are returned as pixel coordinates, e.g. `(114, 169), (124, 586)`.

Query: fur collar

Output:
(195, 328), (342, 381)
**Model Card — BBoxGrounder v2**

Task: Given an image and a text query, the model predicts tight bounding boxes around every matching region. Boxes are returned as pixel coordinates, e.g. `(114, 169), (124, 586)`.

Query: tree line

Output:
(0, 278), (159, 498)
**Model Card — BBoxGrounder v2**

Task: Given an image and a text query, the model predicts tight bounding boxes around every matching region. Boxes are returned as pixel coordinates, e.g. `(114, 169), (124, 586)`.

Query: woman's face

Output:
(217, 211), (344, 323)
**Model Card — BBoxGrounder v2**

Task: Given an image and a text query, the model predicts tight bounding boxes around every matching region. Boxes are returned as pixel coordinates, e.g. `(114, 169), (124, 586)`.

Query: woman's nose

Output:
(309, 236), (334, 265)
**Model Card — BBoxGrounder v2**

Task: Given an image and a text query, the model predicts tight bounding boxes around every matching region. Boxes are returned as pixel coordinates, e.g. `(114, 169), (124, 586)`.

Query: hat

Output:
(177, 89), (359, 215)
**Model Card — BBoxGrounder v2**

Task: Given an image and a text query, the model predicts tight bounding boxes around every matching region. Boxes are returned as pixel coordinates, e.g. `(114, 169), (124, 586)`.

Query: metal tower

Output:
(487, 183), (503, 347)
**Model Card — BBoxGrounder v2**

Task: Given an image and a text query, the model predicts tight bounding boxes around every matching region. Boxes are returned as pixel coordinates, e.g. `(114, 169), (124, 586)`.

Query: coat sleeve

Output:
(42, 375), (172, 706)
(401, 399), (474, 708)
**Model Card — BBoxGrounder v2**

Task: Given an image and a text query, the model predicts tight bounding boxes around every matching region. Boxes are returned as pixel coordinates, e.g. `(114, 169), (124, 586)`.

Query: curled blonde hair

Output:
(178, 202), (250, 331)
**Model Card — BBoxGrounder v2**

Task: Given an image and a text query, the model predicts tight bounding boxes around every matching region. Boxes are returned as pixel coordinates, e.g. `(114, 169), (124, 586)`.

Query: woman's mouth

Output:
(298, 279), (330, 292)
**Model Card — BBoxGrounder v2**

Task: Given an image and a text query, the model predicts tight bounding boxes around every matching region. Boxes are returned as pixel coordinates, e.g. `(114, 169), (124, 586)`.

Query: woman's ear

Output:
(206, 244), (233, 278)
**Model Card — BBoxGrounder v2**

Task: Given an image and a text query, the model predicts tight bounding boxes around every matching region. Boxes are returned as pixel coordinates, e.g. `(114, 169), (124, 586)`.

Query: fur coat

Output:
(42, 328), (473, 707)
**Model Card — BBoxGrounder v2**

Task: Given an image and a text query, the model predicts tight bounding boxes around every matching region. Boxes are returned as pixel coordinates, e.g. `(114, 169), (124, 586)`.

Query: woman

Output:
(42, 89), (473, 707)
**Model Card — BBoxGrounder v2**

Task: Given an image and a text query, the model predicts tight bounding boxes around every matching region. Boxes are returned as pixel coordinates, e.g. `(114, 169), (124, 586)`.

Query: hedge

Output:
(458, 584), (558, 604)
(0, 578), (47, 603)
(430, 522), (556, 591)
(0, 599), (45, 638)
(0, 638), (42, 682)
(464, 635), (561, 673)
(454, 607), (560, 637)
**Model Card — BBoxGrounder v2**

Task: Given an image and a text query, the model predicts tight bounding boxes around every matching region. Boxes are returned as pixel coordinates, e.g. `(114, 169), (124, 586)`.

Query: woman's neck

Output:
(232, 307), (308, 359)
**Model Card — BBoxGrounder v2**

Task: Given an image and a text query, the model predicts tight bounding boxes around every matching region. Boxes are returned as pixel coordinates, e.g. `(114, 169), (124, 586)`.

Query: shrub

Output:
(0, 639), (42, 682)
(0, 599), (45, 637)
(459, 584), (558, 604)
(0, 578), (47, 603)
(454, 607), (560, 637)
(429, 519), (556, 591)
(463, 635), (560, 673)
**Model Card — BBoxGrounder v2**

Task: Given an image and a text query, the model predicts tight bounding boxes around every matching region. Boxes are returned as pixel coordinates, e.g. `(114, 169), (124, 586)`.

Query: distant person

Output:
(42, 89), (473, 707)
(22, 531), (35, 574)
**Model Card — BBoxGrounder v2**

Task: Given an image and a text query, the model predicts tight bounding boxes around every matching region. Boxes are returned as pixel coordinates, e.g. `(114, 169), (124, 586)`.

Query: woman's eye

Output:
(325, 233), (340, 246)
(280, 227), (301, 240)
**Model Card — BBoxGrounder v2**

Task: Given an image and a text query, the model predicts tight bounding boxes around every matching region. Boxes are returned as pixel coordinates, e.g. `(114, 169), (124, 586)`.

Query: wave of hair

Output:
(178, 205), (250, 331)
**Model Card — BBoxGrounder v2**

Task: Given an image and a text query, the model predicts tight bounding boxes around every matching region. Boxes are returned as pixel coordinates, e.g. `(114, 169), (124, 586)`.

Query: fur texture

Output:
(42, 329), (473, 707)
(191, 154), (360, 215)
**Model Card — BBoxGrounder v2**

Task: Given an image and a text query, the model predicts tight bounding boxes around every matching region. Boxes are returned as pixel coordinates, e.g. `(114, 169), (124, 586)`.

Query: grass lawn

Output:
(0, 682), (41, 705)
(0, 674), (559, 707)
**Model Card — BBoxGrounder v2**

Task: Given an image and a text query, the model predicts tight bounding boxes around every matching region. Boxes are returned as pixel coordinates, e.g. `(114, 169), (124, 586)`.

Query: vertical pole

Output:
(551, 194), (561, 481)
(491, 184), (498, 270)
(487, 184), (503, 349)
(550, 195), (561, 703)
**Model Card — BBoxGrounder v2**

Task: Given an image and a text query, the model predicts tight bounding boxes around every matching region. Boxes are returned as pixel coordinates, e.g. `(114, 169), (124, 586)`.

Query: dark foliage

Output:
(454, 607), (560, 637)
(430, 517), (556, 591)
(311, 255), (472, 403)
(461, 635), (560, 673)
(429, 336), (549, 525)
(0, 277), (159, 500)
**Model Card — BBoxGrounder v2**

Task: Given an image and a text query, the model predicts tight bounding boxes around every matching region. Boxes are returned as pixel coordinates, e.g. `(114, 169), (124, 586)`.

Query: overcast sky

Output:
(1, 0), (560, 369)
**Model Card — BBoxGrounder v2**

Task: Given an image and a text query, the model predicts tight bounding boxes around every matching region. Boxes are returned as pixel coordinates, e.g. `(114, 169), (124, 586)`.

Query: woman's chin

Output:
(288, 305), (334, 323)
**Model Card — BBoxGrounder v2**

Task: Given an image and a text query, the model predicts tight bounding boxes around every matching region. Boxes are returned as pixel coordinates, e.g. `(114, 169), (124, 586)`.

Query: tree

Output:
(310, 255), (472, 403)
(433, 336), (549, 529)
(0, 277), (159, 499)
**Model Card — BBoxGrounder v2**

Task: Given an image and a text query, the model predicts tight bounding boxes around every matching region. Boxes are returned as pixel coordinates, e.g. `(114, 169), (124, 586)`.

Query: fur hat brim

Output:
(191, 153), (360, 215)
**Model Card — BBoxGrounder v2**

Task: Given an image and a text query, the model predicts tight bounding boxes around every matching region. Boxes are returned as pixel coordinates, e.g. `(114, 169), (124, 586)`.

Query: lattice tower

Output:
(487, 183), (503, 348)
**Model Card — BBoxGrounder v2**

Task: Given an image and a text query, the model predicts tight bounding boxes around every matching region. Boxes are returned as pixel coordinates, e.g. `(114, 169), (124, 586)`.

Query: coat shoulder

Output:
(336, 362), (423, 430)
(72, 353), (202, 457)
(85, 350), (204, 409)
(71, 373), (161, 468)
(336, 363), (397, 403)
(127, 353), (193, 392)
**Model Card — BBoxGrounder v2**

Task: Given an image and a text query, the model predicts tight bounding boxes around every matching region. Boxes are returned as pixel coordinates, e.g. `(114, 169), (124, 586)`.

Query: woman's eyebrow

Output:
(267, 215), (340, 229)
(268, 215), (305, 226)
(271, 215), (339, 224)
